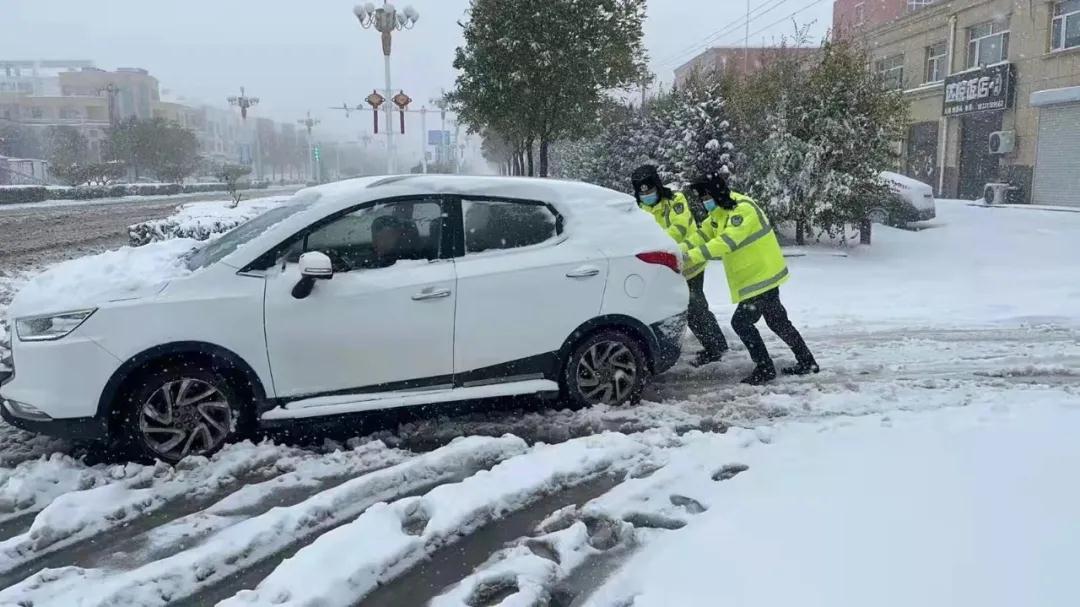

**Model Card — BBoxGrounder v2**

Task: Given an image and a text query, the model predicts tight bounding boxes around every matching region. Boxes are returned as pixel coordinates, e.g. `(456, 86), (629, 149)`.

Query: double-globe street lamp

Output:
(227, 87), (262, 180)
(354, 1), (419, 175)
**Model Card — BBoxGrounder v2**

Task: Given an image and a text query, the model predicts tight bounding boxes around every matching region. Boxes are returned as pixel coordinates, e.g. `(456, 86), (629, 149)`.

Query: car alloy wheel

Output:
(868, 208), (889, 225)
(138, 378), (234, 461)
(575, 340), (640, 405)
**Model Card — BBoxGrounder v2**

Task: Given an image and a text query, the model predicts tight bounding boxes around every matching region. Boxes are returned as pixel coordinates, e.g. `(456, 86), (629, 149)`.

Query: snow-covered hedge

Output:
(0, 186), (47, 205)
(128, 196), (290, 246)
(0, 181), (274, 205)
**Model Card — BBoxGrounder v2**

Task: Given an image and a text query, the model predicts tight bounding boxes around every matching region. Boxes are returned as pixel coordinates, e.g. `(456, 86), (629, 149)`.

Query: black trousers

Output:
(731, 287), (814, 369)
(686, 273), (728, 355)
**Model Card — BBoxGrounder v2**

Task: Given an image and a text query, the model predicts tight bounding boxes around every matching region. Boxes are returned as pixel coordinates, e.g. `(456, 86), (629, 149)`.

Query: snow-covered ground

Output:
(0, 199), (1077, 605)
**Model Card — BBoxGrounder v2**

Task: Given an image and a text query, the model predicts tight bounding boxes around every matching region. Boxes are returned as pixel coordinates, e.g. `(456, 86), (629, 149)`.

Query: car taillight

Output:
(636, 251), (680, 273)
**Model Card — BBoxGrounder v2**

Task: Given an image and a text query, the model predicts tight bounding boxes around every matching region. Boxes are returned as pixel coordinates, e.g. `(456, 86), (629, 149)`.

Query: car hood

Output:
(8, 239), (196, 319)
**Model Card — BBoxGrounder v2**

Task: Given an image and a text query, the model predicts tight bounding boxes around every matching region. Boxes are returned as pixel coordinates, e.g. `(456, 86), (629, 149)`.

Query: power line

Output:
(657, 0), (795, 67)
(660, 0), (831, 69)
(738, 0), (831, 47)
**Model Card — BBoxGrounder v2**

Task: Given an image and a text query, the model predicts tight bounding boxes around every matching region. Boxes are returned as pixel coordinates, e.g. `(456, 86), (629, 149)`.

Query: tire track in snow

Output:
(427, 429), (762, 607)
(215, 432), (665, 607)
(85, 441), (410, 571)
(0, 435), (525, 607)
(0, 442), (315, 589)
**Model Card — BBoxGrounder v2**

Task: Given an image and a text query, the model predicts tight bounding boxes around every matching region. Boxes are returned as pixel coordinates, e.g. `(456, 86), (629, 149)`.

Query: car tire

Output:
(115, 360), (245, 464)
(867, 207), (890, 226)
(563, 329), (649, 408)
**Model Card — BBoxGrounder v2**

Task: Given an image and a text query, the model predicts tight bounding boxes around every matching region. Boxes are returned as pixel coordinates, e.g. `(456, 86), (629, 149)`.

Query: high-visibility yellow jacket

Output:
(682, 192), (789, 303)
(640, 192), (705, 280)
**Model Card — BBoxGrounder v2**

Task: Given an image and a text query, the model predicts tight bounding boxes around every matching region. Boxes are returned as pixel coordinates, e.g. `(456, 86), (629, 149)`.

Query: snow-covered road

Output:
(0, 200), (1077, 605)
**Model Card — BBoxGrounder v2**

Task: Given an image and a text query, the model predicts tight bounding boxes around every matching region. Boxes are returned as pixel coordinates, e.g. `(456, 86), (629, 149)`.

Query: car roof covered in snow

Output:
(303, 174), (631, 209)
(220, 175), (670, 270)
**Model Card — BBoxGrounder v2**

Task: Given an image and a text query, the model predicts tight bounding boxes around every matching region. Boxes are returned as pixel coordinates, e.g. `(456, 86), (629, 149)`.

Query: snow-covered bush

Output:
(0, 186), (47, 205)
(652, 76), (736, 188)
(128, 197), (287, 246)
(1, 181), (273, 206)
(740, 40), (907, 243)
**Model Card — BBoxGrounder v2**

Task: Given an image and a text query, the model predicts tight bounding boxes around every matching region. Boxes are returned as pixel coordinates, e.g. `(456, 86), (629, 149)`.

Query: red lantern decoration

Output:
(392, 91), (412, 135)
(365, 90), (386, 134)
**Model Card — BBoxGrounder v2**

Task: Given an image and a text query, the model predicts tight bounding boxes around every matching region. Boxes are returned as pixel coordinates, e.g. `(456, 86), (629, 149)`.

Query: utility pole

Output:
(297, 111), (320, 182)
(744, 0), (751, 75)
(420, 106), (428, 174)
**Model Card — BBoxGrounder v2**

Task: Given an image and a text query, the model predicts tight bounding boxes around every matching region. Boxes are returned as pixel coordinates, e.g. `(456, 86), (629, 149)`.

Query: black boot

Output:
(781, 360), (820, 376)
(689, 348), (727, 368)
(740, 364), (777, 386)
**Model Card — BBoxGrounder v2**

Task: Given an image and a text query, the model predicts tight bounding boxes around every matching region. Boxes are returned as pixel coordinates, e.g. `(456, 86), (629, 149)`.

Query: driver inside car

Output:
(370, 215), (412, 269)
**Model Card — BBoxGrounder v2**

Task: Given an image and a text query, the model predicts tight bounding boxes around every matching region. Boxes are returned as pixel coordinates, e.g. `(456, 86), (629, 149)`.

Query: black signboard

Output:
(942, 63), (1014, 117)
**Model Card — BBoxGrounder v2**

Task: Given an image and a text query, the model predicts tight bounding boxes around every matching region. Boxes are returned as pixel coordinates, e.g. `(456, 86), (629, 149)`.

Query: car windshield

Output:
(185, 200), (313, 270)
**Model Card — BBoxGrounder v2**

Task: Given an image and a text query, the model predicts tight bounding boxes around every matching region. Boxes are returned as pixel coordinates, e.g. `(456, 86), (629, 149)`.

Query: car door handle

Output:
(412, 287), (452, 301)
(566, 266), (601, 278)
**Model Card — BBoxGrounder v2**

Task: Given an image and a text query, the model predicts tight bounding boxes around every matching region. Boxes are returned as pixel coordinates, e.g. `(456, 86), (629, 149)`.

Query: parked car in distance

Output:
(870, 171), (937, 227)
(1, 175), (689, 463)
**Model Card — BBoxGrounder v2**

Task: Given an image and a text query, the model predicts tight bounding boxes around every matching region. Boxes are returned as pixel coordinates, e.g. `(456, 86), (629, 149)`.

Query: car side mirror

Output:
(292, 252), (333, 299)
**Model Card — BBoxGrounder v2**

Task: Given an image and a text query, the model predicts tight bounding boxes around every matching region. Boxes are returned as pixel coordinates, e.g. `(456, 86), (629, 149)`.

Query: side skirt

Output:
(260, 379), (560, 421)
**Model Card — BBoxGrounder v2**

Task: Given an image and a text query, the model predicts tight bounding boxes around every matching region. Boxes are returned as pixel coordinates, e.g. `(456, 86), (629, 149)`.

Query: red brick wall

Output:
(833, 0), (907, 35)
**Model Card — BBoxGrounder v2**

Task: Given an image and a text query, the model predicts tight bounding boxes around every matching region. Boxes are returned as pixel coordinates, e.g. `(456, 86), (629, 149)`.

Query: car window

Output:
(462, 199), (559, 254)
(186, 200), (314, 271)
(294, 199), (443, 272)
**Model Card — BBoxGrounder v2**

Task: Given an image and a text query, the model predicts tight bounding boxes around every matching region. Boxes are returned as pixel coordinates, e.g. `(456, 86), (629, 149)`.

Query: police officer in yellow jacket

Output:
(631, 165), (728, 367)
(683, 173), (818, 385)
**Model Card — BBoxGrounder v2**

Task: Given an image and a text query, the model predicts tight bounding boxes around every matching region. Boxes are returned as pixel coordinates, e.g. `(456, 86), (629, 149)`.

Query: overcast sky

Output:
(3, 0), (833, 143)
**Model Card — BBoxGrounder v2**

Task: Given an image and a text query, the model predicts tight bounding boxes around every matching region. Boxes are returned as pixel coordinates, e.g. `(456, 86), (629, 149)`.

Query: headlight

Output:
(15, 309), (96, 342)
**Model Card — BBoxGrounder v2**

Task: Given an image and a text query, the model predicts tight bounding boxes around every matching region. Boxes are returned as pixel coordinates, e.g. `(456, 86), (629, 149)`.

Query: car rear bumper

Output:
(650, 312), (686, 374)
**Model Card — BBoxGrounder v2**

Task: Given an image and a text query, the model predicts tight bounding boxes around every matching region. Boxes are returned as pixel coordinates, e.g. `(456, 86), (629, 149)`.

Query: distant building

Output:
(833, 0), (942, 36)
(674, 46), (819, 87)
(0, 60), (94, 96)
(0, 60), (292, 180)
(863, 0), (1080, 206)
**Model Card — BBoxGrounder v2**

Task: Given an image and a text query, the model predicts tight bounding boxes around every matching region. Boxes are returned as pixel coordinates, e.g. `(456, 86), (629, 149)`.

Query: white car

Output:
(1, 176), (689, 463)
(872, 171), (937, 226)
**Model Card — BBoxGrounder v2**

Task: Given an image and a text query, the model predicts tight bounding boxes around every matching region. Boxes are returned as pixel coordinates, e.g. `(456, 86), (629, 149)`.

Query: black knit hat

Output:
(630, 165), (672, 202)
(690, 172), (732, 205)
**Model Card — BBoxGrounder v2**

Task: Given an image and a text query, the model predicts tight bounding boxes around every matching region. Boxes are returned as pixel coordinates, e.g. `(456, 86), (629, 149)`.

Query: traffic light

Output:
(313, 145), (321, 163)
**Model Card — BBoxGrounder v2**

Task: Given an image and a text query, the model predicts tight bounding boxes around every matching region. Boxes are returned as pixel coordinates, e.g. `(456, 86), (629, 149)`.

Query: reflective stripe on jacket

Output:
(640, 191), (705, 280)
(682, 192), (788, 303)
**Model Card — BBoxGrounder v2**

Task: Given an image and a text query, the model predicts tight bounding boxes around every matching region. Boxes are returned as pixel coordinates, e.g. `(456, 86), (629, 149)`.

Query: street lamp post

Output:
(354, 1), (419, 175)
(298, 111), (320, 182)
(227, 86), (261, 180)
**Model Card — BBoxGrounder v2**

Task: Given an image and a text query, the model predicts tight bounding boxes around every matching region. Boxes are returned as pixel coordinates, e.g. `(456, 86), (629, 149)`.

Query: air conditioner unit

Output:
(984, 183), (1008, 204)
(984, 182), (1023, 205)
(989, 130), (1015, 155)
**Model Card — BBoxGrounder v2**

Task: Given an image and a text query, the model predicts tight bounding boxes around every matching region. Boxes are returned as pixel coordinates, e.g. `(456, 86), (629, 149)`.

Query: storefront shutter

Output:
(1033, 104), (1080, 207)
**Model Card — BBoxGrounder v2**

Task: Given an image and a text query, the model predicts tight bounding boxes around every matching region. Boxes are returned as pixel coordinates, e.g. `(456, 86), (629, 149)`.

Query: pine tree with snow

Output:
(651, 76), (736, 190)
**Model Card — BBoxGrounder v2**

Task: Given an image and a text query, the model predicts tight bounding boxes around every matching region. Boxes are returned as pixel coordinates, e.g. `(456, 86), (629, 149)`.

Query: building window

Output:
(30, 107), (43, 119)
(967, 21), (1009, 68)
(925, 41), (948, 83)
(854, 2), (865, 25)
(875, 54), (905, 90)
(59, 107), (79, 120)
(1052, 0), (1080, 51)
(907, 0), (938, 11)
